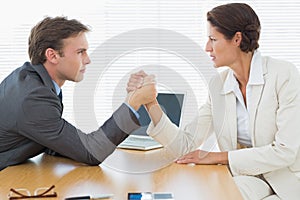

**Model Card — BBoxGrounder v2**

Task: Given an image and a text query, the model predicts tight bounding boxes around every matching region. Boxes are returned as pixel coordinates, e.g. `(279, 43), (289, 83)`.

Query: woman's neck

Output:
(231, 51), (253, 87)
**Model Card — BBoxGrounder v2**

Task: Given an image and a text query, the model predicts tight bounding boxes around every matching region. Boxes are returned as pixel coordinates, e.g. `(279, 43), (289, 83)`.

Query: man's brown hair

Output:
(28, 16), (90, 65)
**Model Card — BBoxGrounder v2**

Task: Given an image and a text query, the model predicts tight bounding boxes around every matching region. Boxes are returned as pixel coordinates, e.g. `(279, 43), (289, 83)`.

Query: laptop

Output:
(118, 92), (185, 151)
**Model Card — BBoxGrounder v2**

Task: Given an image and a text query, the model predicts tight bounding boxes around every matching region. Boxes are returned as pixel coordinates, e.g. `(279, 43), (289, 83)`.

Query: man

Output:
(0, 16), (156, 170)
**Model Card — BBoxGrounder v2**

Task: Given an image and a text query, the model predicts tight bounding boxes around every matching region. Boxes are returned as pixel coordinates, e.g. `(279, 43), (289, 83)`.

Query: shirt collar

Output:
(223, 70), (236, 94)
(222, 50), (264, 94)
(248, 50), (264, 85)
(52, 80), (61, 96)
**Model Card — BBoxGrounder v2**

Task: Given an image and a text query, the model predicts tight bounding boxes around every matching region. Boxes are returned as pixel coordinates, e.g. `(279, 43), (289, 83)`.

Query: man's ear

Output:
(45, 48), (59, 64)
(233, 32), (242, 47)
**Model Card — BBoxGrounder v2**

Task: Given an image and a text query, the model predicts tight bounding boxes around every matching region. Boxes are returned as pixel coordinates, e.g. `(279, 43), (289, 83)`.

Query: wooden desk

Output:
(0, 149), (243, 200)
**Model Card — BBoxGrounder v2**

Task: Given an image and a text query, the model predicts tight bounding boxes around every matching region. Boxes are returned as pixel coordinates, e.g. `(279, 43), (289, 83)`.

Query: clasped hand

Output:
(126, 70), (157, 111)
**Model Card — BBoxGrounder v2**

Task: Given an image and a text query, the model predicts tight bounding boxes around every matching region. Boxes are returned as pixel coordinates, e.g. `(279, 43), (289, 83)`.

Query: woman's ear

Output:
(45, 48), (59, 64)
(233, 31), (242, 47)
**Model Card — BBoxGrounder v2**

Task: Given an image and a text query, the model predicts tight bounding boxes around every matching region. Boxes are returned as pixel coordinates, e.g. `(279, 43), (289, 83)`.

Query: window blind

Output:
(1, 0), (299, 133)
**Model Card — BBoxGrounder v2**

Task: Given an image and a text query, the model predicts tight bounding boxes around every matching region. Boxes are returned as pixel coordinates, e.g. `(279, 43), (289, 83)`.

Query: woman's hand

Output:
(175, 149), (229, 165)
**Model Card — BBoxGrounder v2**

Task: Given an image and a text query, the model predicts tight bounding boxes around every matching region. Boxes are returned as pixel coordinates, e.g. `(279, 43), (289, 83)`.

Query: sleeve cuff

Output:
(124, 102), (140, 119)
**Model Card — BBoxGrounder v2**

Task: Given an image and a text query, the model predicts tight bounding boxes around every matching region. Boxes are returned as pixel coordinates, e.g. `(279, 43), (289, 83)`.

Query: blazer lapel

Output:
(249, 85), (264, 145)
(249, 58), (268, 146)
(221, 70), (238, 150)
(225, 92), (238, 149)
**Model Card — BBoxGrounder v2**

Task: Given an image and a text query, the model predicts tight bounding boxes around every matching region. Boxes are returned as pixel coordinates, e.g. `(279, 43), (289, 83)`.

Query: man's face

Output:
(55, 32), (91, 83)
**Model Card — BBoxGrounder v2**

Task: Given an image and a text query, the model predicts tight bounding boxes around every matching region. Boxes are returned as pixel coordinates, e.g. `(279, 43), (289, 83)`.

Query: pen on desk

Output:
(64, 194), (114, 200)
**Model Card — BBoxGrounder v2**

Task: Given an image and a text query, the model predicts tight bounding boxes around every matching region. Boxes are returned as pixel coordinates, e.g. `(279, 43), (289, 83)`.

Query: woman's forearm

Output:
(145, 99), (163, 126)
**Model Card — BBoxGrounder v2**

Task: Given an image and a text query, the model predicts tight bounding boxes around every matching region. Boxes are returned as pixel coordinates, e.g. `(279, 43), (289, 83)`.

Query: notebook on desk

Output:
(118, 92), (185, 151)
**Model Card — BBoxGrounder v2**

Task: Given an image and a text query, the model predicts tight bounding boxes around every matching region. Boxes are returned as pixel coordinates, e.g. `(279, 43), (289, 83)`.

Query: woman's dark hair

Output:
(207, 3), (261, 53)
(28, 16), (90, 65)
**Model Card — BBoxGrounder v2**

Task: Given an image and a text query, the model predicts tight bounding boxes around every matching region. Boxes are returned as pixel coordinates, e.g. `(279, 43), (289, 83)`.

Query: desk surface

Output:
(0, 149), (243, 200)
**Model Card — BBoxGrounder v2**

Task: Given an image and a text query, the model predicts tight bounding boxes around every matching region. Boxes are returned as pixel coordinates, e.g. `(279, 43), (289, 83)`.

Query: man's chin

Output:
(74, 76), (84, 82)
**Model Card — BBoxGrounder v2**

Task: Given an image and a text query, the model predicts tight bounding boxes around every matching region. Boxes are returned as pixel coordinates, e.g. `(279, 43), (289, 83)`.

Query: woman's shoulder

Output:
(263, 55), (297, 73)
(209, 68), (231, 83)
(206, 68), (231, 93)
(262, 55), (300, 85)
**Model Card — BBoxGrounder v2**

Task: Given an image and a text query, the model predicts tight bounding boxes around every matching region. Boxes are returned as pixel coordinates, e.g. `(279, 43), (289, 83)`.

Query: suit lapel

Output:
(31, 63), (63, 113)
(221, 70), (238, 149)
(248, 85), (264, 145)
(225, 92), (238, 149)
(249, 58), (268, 146)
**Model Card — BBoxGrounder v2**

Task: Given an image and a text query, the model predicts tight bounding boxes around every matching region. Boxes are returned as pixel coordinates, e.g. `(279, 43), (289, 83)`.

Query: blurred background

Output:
(0, 0), (299, 142)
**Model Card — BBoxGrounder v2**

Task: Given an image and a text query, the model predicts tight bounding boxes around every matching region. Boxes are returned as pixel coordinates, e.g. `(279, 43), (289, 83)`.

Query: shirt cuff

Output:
(124, 102), (140, 119)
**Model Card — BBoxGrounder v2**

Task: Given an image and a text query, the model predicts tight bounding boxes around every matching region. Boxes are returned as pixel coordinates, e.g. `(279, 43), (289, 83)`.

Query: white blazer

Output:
(147, 52), (300, 199)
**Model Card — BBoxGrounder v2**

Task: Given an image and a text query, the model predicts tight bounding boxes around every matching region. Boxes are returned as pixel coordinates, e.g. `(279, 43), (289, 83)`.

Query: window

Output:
(1, 0), (299, 132)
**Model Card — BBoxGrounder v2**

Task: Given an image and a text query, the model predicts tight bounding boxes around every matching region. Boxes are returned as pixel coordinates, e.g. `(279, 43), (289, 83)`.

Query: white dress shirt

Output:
(223, 51), (264, 147)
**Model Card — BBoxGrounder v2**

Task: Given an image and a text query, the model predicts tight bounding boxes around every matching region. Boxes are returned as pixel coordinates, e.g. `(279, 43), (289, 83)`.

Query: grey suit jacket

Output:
(0, 62), (140, 170)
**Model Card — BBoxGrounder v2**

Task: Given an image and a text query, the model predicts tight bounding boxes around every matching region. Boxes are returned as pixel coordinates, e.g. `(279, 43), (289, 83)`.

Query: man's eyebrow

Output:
(77, 48), (87, 52)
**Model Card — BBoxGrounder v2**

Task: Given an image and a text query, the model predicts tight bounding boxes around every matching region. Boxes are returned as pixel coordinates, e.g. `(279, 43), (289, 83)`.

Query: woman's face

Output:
(205, 22), (240, 68)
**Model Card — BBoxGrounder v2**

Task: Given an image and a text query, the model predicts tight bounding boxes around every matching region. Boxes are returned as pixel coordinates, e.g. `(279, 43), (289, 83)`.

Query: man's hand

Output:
(126, 70), (148, 93)
(175, 149), (228, 165)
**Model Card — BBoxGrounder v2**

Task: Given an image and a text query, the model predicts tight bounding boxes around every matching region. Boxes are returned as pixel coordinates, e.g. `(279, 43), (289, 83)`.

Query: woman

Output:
(127, 3), (300, 200)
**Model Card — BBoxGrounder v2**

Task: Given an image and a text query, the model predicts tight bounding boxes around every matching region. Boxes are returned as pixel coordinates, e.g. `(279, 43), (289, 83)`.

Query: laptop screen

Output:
(131, 92), (185, 136)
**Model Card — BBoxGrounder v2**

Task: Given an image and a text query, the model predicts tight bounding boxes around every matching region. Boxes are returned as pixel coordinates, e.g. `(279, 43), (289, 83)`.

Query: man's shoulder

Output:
(1, 62), (55, 103)
(17, 62), (55, 91)
(3, 62), (40, 83)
